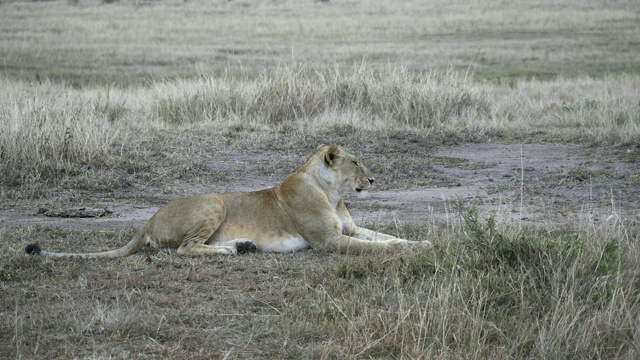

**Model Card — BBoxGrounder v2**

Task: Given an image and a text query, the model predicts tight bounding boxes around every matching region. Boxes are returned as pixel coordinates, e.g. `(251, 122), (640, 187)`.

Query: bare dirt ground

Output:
(1, 143), (638, 233)
(363, 143), (640, 227)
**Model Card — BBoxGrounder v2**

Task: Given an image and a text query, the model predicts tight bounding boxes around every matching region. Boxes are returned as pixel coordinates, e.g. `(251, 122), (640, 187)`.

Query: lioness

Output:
(25, 145), (430, 258)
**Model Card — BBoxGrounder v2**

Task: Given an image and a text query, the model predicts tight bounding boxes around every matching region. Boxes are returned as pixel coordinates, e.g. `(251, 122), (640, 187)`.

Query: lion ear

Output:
(324, 145), (341, 167)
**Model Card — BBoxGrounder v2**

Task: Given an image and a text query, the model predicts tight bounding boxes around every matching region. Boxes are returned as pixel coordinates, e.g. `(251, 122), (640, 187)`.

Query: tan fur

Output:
(30, 145), (431, 258)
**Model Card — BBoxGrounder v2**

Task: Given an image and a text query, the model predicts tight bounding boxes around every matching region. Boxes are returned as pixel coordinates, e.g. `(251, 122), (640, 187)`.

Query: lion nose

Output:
(368, 178), (374, 184)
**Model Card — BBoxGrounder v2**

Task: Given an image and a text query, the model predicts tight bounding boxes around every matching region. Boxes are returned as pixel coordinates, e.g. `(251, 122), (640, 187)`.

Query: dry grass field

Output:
(1, 0), (640, 358)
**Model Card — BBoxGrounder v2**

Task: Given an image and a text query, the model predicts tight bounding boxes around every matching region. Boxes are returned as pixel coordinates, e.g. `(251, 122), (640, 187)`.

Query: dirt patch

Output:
(355, 143), (639, 227)
(1, 143), (638, 231)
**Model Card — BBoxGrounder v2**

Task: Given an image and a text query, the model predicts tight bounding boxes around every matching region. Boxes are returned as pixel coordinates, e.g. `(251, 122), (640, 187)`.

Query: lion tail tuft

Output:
(25, 243), (42, 255)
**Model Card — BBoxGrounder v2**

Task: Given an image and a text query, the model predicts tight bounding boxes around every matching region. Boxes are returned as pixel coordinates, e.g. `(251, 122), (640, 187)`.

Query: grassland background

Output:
(2, 0), (639, 85)
(1, 0), (640, 359)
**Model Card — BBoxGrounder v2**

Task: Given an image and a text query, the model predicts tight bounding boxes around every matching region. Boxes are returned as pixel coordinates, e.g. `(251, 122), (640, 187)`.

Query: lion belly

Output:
(258, 236), (309, 252)
(208, 227), (309, 253)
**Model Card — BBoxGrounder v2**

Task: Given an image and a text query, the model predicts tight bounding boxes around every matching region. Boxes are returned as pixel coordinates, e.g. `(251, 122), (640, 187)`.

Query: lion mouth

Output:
(356, 188), (369, 198)
(355, 183), (370, 193)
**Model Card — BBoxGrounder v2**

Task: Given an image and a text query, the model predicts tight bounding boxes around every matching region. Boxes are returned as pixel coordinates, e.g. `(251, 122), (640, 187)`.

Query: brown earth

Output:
(1, 143), (638, 234)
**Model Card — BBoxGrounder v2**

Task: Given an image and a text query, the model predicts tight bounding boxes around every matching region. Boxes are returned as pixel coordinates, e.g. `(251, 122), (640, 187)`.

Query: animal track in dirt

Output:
(1, 144), (638, 232)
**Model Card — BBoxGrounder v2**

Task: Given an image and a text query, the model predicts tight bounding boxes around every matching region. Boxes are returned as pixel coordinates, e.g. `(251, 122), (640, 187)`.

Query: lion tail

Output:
(25, 227), (149, 259)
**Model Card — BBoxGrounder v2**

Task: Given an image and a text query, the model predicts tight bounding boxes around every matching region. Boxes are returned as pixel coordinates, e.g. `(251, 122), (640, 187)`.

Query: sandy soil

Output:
(1, 143), (638, 232)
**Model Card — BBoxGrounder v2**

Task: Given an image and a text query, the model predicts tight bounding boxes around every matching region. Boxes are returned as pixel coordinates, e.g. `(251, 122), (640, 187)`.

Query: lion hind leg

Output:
(178, 239), (256, 256)
(176, 219), (238, 256)
(177, 242), (237, 255)
(215, 238), (257, 253)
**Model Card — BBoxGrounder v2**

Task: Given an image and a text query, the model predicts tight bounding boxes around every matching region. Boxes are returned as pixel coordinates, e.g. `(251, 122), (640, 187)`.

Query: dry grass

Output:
(1, 0), (640, 358)
(1, 204), (639, 359)
(1, 67), (638, 201)
(0, 0), (638, 84)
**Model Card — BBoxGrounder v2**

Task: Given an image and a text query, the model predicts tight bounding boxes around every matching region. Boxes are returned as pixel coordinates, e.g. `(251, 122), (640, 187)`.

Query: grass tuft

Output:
(151, 66), (491, 128)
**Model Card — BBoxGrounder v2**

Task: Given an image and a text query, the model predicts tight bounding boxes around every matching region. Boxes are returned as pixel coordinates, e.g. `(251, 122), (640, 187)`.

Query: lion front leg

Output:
(336, 199), (427, 246)
(349, 226), (397, 241)
(315, 234), (409, 254)
(345, 227), (431, 250)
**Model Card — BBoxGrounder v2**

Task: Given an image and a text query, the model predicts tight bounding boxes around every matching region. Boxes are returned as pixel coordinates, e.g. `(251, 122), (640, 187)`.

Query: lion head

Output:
(316, 145), (374, 198)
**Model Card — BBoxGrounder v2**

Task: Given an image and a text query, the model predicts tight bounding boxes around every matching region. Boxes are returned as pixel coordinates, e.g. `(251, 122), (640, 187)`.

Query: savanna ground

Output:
(1, 0), (640, 358)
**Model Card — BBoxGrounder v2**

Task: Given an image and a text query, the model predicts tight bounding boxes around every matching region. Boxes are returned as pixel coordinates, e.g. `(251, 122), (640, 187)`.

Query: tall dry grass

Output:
(0, 80), (134, 197)
(1, 66), (638, 198)
(151, 66), (490, 127)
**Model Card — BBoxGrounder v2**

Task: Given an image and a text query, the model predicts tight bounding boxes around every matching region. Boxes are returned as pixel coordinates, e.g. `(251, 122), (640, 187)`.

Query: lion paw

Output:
(408, 240), (432, 249)
(386, 239), (431, 250)
(236, 241), (257, 253)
